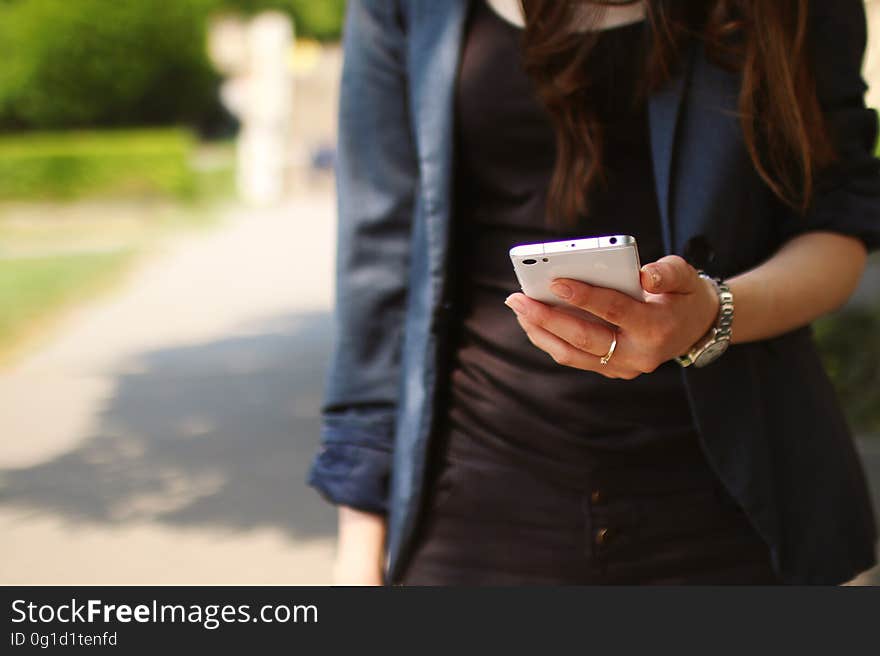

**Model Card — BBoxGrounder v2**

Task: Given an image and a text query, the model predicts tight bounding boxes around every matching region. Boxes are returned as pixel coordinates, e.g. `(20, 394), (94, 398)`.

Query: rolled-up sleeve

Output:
(308, 407), (397, 514)
(306, 0), (417, 515)
(776, 0), (880, 252)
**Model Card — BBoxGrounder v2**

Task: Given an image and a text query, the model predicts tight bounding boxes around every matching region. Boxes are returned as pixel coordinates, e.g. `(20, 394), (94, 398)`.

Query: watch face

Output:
(694, 341), (729, 368)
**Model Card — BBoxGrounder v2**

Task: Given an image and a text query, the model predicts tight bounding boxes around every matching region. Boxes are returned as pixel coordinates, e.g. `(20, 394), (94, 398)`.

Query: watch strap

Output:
(674, 272), (733, 368)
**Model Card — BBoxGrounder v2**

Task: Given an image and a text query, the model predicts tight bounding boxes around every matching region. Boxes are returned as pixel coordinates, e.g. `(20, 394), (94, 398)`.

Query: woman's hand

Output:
(504, 255), (719, 379)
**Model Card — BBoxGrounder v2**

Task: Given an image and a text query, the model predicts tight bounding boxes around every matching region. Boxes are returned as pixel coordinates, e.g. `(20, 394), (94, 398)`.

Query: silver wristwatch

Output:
(674, 272), (734, 368)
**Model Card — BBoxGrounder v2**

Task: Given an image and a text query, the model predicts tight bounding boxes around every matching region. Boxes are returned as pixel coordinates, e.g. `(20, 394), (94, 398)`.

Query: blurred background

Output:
(0, 0), (877, 585)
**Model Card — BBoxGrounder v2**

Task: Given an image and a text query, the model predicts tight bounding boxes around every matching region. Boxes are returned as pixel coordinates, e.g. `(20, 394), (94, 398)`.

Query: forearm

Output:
(726, 231), (868, 344)
(335, 505), (387, 580)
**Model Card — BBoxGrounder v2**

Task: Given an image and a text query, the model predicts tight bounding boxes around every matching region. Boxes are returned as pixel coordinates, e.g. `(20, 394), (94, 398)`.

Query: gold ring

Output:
(600, 332), (618, 366)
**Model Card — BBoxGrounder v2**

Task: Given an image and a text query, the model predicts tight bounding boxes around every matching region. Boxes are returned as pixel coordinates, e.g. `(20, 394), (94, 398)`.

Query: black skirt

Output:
(398, 423), (780, 586)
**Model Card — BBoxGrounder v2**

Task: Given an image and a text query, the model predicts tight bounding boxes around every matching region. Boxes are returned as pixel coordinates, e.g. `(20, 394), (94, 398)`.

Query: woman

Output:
(308, 0), (880, 585)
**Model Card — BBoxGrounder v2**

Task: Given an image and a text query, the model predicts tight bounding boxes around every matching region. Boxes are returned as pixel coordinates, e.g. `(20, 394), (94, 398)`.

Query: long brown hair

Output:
(519, 0), (837, 225)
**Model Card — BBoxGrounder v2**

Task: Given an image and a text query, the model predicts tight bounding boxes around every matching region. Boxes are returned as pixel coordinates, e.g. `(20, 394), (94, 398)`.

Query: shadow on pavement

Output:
(1, 307), (878, 582)
(0, 311), (336, 540)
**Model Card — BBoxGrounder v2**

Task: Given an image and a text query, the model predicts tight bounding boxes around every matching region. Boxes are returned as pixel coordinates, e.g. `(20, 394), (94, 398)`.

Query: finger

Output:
(640, 255), (699, 294)
(517, 317), (641, 379)
(504, 292), (616, 357)
(548, 279), (647, 329)
(515, 315), (620, 376)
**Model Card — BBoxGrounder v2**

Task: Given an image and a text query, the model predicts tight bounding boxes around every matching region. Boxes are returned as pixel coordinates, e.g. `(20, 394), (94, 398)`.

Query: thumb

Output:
(640, 255), (699, 294)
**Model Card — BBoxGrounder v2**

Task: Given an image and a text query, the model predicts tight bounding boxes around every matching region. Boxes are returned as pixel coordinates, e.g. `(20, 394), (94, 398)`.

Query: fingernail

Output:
(643, 266), (661, 288)
(504, 295), (527, 316)
(550, 281), (572, 299)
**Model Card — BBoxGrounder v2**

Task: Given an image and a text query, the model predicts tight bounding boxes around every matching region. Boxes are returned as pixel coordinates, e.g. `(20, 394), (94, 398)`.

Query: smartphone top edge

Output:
(509, 235), (636, 258)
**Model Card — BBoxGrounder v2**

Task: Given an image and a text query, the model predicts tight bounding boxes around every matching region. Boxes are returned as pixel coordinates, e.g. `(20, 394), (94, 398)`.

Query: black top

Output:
(438, 0), (710, 488)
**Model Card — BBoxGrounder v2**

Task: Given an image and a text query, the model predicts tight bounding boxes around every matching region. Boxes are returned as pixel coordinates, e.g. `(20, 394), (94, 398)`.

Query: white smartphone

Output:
(509, 235), (643, 308)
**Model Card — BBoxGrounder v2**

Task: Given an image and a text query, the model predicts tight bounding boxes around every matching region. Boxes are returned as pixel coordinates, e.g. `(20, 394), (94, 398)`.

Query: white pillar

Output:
(864, 0), (880, 109)
(208, 11), (295, 207)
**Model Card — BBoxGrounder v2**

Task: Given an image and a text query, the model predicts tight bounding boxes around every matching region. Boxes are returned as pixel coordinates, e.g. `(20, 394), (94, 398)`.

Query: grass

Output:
(0, 250), (135, 360)
(0, 191), (232, 362)
(0, 132), (236, 361)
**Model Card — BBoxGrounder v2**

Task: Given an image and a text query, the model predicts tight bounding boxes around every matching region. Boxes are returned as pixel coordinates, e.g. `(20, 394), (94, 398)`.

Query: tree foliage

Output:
(0, 0), (345, 131)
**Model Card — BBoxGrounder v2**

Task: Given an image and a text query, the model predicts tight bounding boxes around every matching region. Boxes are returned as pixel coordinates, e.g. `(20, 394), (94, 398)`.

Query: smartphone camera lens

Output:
(522, 259), (537, 265)
(542, 258), (548, 262)
(609, 237), (617, 245)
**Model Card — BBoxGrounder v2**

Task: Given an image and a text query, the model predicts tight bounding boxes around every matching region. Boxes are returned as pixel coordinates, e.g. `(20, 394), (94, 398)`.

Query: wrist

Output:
(697, 274), (721, 339)
(675, 272), (733, 368)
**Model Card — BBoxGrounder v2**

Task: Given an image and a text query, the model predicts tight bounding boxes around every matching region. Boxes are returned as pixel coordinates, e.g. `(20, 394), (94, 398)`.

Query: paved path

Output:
(1, 195), (878, 584)
(0, 196), (338, 584)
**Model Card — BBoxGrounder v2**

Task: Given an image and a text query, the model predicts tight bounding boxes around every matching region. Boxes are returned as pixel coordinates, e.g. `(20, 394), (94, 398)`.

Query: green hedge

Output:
(0, 129), (196, 200)
(815, 304), (880, 436)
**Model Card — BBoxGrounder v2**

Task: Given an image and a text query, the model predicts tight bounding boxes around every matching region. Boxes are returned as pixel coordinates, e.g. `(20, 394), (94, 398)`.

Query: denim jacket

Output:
(308, 0), (880, 585)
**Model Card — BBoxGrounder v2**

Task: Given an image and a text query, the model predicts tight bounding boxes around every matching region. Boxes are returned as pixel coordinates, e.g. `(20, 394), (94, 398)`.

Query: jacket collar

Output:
(648, 43), (695, 254)
(406, 0), (472, 301)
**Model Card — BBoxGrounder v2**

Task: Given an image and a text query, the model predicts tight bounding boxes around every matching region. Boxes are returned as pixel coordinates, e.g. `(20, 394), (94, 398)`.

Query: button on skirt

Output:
(398, 431), (779, 585)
